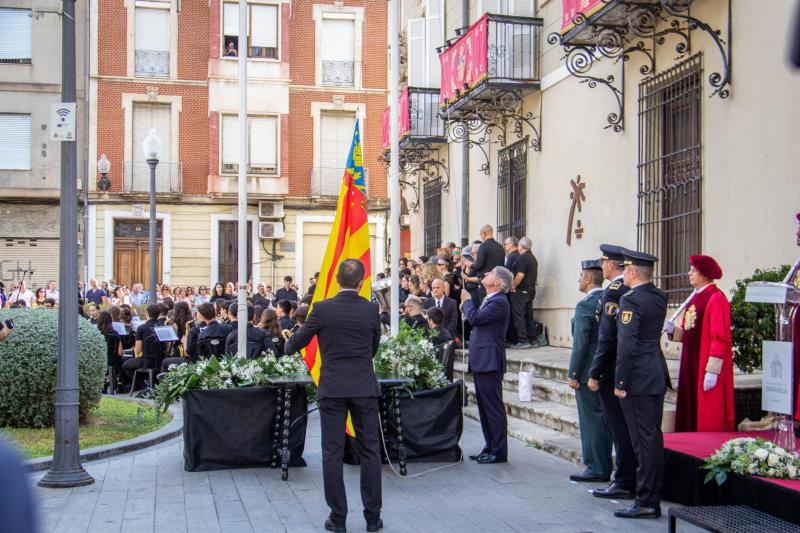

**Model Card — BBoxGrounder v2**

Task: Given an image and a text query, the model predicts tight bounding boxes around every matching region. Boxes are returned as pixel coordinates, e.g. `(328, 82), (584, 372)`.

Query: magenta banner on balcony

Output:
(561, 0), (605, 33)
(382, 89), (410, 149)
(439, 14), (488, 108)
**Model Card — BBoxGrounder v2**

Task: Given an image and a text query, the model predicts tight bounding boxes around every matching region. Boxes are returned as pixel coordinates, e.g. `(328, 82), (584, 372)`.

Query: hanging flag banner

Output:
(561, 0), (606, 33)
(439, 14), (488, 109)
(381, 88), (410, 149)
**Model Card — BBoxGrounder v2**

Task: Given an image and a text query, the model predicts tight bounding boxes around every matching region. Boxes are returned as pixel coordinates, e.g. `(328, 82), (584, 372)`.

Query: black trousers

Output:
(161, 356), (186, 373)
(121, 357), (145, 386)
(620, 394), (665, 508)
(511, 290), (536, 344)
(597, 380), (637, 490)
(319, 396), (382, 525)
(473, 371), (507, 458)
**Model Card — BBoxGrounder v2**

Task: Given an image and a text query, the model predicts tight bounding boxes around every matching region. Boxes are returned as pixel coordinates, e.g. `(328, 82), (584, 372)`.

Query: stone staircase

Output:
(454, 345), (761, 467)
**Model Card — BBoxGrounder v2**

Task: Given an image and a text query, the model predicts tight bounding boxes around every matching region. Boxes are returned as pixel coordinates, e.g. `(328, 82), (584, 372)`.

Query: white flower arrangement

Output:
(702, 436), (800, 485)
(374, 323), (449, 391)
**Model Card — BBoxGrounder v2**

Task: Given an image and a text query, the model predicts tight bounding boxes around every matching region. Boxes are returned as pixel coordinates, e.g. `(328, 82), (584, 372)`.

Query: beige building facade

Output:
(399, 0), (800, 347)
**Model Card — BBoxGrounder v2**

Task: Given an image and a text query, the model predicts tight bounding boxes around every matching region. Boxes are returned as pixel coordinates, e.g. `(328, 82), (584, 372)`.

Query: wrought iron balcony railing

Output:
(322, 60), (355, 87)
(135, 50), (170, 78)
(382, 87), (446, 150)
(438, 14), (543, 117)
(122, 161), (182, 194)
(311, 166), (368, 197)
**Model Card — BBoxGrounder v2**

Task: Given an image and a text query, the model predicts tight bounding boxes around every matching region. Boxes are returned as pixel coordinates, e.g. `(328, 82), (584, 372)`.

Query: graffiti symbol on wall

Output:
(0, 260), (35, 283)
(566, 175), (586, 246)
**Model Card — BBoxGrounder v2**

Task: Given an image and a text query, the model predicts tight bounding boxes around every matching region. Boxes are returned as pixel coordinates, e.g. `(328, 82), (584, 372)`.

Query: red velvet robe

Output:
(674, 285), (736, 432)
(793, 270), (800, 421)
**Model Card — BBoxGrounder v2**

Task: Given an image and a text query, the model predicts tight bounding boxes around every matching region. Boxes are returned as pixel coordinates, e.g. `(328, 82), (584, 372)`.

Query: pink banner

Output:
(439, 14), (488, 108)
(561, 0), (605, 33)
(382, 89), (410, 149)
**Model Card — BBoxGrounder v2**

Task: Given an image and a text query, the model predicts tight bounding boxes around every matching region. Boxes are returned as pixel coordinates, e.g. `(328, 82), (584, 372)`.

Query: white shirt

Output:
(45, 289), (59, 304)
(434, 297), (445, 309)
(9, 289), (33, 307)
(585, 287), (603, 299)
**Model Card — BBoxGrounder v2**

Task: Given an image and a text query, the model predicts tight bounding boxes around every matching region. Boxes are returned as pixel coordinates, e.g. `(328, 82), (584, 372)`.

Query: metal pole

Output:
(148, 160), (158, 305)
(389, 0), (400, 336)
(39, 0), (94, 488)
(460, 0), (470, 248)
(237, 0), (248, 356)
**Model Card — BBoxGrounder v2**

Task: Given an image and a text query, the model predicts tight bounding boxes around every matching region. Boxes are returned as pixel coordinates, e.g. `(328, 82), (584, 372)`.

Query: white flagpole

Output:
(389, 0), (400, 335)
(237, 0), (248, 357)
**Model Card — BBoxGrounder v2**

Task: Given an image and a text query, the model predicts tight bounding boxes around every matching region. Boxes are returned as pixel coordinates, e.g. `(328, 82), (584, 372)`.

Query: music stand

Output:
(152, 326), (179, 342)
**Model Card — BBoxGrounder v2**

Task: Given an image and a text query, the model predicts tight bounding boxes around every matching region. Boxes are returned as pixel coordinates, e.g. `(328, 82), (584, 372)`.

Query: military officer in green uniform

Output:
(568, 259), (613, 482)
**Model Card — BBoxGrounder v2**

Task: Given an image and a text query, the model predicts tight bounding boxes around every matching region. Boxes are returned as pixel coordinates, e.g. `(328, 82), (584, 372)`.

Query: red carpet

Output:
(665, 431), (800, 491)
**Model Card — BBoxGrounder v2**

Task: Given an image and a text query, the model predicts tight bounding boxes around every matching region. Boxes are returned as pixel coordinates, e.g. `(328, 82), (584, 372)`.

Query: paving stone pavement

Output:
(30, 412), (701, 533)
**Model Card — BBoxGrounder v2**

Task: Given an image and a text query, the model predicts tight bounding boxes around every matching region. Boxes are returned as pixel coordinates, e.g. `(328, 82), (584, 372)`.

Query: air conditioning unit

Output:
(259, 221), (285, 240)
(259, 200), (284, 219)
(222, 162), (238, 174)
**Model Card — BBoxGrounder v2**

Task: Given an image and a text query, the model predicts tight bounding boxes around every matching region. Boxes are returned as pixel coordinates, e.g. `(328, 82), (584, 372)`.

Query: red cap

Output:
(690, 255), (723, 280)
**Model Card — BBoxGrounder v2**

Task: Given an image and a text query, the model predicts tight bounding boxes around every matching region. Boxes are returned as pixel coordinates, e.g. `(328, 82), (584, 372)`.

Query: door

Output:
(218, 221), (252, 284)
(113, 220), (162, 288)
(132, 103), (172, 192)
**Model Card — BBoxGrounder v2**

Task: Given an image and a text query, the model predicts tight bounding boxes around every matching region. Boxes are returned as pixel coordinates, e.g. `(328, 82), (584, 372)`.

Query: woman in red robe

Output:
(669, 255), (735, 432)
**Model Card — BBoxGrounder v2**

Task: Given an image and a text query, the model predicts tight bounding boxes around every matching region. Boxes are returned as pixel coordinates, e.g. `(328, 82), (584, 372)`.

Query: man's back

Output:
(285, 291), (381, 399)
(515, 251), (538, 292)
(474, 238), (505, 278)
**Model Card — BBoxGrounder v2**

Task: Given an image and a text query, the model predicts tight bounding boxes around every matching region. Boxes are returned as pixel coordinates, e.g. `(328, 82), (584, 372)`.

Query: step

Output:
(454, 361), (577, 407)
(463, 404), (584, 466)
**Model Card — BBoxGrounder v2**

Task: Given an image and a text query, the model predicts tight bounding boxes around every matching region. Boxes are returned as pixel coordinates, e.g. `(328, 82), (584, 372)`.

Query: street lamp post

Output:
(97, 154), (111, 192)
(143, 130), (162, 306)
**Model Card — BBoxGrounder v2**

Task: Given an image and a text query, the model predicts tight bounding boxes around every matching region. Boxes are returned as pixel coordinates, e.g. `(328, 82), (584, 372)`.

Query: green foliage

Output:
(729, 265), (791, 373)
(374, 322), (449, 391)
(0, 309), (106, 428)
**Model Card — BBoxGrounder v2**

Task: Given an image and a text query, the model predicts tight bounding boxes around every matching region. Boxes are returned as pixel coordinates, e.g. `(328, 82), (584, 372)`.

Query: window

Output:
(221, 115), (278, 175)
(0, 114), (31, 169)
(134, 6), (170, 77)
(423, 180), (442, 257)
(316, 110), (356, 195)
(321, 17), (355, 87)
(497, 139), (527, 242)
(223, 3), (279, 59)
(637, 54), (702, 304)
(0, 8), (32, 64)
(130, 103), (177, 192)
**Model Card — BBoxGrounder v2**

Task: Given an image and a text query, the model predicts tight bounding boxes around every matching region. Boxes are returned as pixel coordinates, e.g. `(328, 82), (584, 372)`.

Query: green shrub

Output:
(0, 308), (106, 428)
(730, 265), (791, 373)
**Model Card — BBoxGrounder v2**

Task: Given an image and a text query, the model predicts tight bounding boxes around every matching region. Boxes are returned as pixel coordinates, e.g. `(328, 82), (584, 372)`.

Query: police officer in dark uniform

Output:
(612, 249), (669, 519)
(587, 245), (637, 500)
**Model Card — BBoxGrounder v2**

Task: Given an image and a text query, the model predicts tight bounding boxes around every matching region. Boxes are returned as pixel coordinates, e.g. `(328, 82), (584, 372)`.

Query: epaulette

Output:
(609, 281), (622, 290)
(622, 289), (634, 297)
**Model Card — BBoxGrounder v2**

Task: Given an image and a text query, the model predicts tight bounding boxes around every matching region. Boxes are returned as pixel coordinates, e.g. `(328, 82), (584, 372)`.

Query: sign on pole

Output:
(762, 340), (794, 415)
(51, 102), (76, 142)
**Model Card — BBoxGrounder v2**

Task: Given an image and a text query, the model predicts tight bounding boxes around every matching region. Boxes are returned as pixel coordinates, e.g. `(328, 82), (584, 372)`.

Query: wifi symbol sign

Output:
(56, 108), (71, 122)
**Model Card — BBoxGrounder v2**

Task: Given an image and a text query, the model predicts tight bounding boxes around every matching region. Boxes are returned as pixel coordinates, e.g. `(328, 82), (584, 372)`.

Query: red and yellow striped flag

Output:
(302, 120), (371, 435)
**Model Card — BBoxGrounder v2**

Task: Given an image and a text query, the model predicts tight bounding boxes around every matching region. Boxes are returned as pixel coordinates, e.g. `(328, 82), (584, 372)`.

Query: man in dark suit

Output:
(460, 265), (513, 464)
(0, 438), (36, 533)
(225, 303), (269, 357)
(422, 279), (457, 337)
(284, 259), (383, 533)
(588, 244), (637, 501)
(471, 225), (505, 304)
(613, 249), (669, 520)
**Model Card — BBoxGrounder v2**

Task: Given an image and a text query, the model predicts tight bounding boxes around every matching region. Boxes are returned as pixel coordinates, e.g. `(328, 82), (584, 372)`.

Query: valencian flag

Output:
(302, 120), (371, 435)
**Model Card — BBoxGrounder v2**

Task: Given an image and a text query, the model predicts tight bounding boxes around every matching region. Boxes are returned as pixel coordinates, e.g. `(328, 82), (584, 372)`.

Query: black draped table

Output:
(265, 374), (316, 480)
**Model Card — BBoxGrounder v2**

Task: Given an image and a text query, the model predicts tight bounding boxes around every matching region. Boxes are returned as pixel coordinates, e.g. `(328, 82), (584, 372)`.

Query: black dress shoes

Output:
(476, 454), (507, 464)
(469, 450), (489, 460)
(614, 503), (661, 519)
(569, 471), (610, 482)
(366, 518), (384, 532)
(592, 482), (635, 500)
(324, 518), (346, 532)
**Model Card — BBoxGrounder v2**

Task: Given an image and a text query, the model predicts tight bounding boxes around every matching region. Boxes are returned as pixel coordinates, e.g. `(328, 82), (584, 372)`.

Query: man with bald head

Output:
(470, 225), (505, 305)
(423, 278), (458, 337)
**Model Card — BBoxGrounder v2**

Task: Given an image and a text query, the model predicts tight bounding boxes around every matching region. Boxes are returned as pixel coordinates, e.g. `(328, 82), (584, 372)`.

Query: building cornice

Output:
(92, 75), (208, 87)
(289, 84), (387, 95)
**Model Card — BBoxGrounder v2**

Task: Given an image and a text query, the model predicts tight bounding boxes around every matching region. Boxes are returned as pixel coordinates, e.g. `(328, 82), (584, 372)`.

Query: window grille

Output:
(497, 138), (527, 242)
(637, 54), (702, 304)
(423, 179), (442, 257)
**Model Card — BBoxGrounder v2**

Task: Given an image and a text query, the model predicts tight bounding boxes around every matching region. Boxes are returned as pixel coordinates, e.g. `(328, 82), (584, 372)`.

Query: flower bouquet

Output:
(153, 352), (310, 412)
(374, 322), (449, 391)
(702, 436), (800, 485)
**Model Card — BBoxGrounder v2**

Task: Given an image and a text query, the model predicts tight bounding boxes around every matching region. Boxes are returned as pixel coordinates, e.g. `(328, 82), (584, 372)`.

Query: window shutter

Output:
(476, 0), (499, 18)
(0, 114), (31, 170)
(222, 115), (240, 168)
(250, 117), (277, 170)
(251, 5), (278, 48)
(223, 3), (248, 36)
(0, 8), (32, 60)
(407, 18), (425, 87)
(322, 18), (354, 62)
(424, 0), (444, 87)
(135, 7), (170, 52)
(513, 0), (532, 16)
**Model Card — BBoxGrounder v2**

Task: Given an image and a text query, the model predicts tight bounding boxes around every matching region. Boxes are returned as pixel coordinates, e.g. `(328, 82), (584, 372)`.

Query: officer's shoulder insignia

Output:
(609, 281), (622, 290)
(621, 310), (633, 324)
(622, 289), (634, 297)
(605, 302), (618, 316)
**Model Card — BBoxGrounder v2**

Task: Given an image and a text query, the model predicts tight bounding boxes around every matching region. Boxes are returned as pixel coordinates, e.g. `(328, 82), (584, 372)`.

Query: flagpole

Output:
(389, 0), (401, 336)
(237, 0), (248, 357)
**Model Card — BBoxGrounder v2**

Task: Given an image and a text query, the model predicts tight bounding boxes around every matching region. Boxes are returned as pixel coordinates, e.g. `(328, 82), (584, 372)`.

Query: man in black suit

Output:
(460, 265), (513, 464)
(471, 225), (505, 305)
(225, 303), (269, 357)
(276, 275), (299, 302)
(613, 249), (669, 520)
(284, 259), (383, 533)
(422, 279), (457, 337)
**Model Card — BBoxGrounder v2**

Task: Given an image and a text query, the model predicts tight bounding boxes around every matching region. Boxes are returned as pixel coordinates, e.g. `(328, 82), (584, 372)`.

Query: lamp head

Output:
(97, 153), (111, 174)
(142, 129), (162, 162)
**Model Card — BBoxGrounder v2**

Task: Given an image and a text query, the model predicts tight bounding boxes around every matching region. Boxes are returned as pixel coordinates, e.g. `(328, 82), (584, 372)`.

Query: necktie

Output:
(437, 300), (441, 309)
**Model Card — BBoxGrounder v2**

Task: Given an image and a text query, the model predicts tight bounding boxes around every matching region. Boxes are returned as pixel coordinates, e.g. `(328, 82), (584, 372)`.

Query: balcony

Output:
(122, 161), (182, 194)
(438, 14), (543, 119)
(321, 60), (354, 87)
(311, 167), (368, 197)
(135, 50), (170, 78)
(382, 87), (446, 149)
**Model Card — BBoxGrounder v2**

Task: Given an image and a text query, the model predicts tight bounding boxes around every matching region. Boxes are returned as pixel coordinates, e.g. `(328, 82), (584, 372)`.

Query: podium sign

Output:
(762, 341), (794, 415)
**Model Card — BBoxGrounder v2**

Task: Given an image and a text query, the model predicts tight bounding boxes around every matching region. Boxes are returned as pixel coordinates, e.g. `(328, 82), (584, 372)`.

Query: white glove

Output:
(663, 319), (676, 335)
(703, 372), (718, 392)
